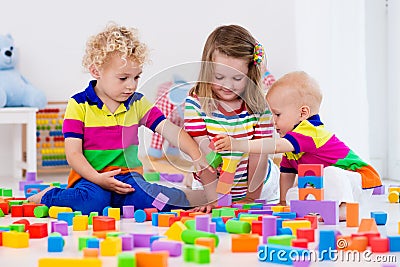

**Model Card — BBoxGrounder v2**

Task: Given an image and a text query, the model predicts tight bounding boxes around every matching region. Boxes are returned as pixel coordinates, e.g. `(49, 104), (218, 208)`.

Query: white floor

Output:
(0, 174), (399, 267)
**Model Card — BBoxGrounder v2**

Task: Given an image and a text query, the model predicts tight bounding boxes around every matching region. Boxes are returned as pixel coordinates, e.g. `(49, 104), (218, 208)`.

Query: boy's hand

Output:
(96, 169), (135, 194)
(186, 201), (217, 213)
(214, 134), (233, 151)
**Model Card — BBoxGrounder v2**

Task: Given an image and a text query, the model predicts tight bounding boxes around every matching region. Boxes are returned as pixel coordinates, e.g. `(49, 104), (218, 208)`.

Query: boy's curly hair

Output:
(82, 23), (148, 70)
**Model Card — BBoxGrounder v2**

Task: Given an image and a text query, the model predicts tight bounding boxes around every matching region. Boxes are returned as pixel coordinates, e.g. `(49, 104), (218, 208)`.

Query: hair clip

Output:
(253, 43), (264, 65)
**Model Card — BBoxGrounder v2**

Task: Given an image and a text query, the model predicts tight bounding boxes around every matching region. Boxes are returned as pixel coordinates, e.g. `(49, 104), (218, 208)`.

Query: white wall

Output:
(0, 0), (388, 178)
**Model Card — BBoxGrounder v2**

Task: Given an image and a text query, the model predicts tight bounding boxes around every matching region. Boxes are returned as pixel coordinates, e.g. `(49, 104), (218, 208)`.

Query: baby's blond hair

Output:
(268, 71), (323, 114)
(82, 23), (148, 70)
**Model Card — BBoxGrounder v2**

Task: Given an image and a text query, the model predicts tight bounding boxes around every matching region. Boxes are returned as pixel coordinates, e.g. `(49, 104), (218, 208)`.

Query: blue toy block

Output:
(272, 212), (297, 219)
(57, 212), (75, 226)
(278, 227), (292, 235)
(258, 244), (310, 265)
(150, 235), (165, 245)
(24, 184), (49, 198)
(211, 217), (227, 232)
(388, 236), (400, 252)
(319, 230), (336, 261)
(370, 211), (387, 225)
(102, 206), (110, 216)
(298, 176), (323, 189)
(151, 212), (159, 226)
(87, 238), (100, 248)
(48, 233), (64, 252)
(134, 209), (147, 223)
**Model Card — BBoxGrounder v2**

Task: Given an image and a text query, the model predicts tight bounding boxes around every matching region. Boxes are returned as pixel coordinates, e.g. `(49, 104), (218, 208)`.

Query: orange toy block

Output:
(298, 188), (324, 201)
(29, 223), (48, 238)
(358, 218), (379, 233)
(136, 251), (168, 267)
(158, 214), (176, 227)
(219, 171), (235, 184)
(231, 234), (260, 252)
(195, 237), (216, 253)
(346, 202), (359, 227)
(216, 181), (232, 194)
(3, 231), (29, 248)
(83, 248), (99, 258)
(73, 215), (89, 231)
(298, 164), (324, 177)
(100, 237), (122, 256)
(92, 216), (116, 232)
(347, 236), (368, 252)
(107, 208), (120, 221)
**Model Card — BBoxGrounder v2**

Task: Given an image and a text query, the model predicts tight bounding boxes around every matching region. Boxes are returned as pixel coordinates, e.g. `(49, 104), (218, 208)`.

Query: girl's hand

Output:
(186, 201), (217, 213)
(214, 134), (233, 151)
(96, 169), (135, 194)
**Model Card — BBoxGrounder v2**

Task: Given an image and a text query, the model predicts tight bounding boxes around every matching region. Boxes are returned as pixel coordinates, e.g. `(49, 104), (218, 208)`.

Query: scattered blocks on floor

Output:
(183, 244), (211, 264)
(2, 231), (29, 248)
(370, 211), (388, 225)
(231, 234), (259, 252)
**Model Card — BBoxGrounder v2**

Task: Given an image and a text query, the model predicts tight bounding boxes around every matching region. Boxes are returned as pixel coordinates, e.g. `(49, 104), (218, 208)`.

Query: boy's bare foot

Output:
(27, 186), (53, 204)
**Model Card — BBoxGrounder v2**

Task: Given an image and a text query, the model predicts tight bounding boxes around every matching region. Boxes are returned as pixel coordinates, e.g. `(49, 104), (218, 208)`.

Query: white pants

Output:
(286, 166), (373, 205)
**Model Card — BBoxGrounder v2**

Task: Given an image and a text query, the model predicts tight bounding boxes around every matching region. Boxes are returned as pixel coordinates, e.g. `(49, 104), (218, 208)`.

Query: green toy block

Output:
(143, 172), (160, 182)
(212, 209), (221, 218)
(267, 234), (296, 246)
(0, 208), (4, 217)
(88, 212), (98, 225)
(106, 232), (124, 237)
(194, 245), (211, 264)
(8, 200), (23, 207)
(118, 252), (136, 267)
(184, 219), (196, 230)
(183, 244), (196, 262)
(181, 229), (219, 247)
(219, 208), (237, 217)
(206, 151), (223, 168)
(74, 211), (82, 216)
(3, 189), (12, 197)
(225, 220), (251, 234)
(50, 182), (61, 187)
(242, 203), (263, 210)
(78, 236), (92, 251)
(34, 206), (49, 218)
(10, 224), (25, 232)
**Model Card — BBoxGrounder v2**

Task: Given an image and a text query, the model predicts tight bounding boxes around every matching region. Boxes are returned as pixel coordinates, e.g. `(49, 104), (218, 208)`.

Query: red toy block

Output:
(362, 231), (381, 246)
(370, 237), (389, 253)
(12, 219), (30, 231)
(169, 216), (181, 227)
(303, 215), (318, 229)
(0, 202), (9, 215)
(221, 217), (232, 224)
(234, 209), (248, 217)
(297, 228), (315, 242)
(291, 238), (308, 248)
(22, 203), (41, 217)
(29, 223), (48, 238)
(144, 208), (158, 221)
(251, 221), (262, 235)
(180, 211), (191, 217)
(11, 205), (24, 217)
(92, 216), (116, 232)
(298, 164), (324, 177)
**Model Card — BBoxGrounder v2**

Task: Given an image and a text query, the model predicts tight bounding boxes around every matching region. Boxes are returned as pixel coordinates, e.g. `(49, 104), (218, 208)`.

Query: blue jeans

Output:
(41, 172), (190, 214)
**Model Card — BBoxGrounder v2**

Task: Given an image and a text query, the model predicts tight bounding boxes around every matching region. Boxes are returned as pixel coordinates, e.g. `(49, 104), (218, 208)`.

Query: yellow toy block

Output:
(158, 214), (175, 227)
(222, 158), (240, 173)
(107, 208), (120, 221)
(100, 237), (122, 256)
(3, 231), (29, 248)
(271, 205), (286, 212)
(48, 206), (73, 219)
(164, 221), (187, 241)
(299, 188), (324, 201)
(388, 191), (399, 203)
(171, 209), (184, 217)
(282, 220), (311, 237)
(73, 215), (89, 231)
(216, 181), (232, 194)
(388, 187), (400, 193)
(239, 217), (259, 223)
(38, 258), (102, 267)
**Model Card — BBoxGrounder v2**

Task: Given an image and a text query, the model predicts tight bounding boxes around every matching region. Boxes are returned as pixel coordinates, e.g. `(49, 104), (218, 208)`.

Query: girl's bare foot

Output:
(338, 202), (346, 222)
(27, 186), (53, 204)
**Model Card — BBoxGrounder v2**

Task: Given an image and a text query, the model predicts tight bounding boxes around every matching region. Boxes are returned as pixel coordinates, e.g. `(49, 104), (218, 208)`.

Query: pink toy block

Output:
(217, 193), (232, 207)
(298, 164), (323, 177)
(122, 205), (135, 218)
(290, 200), (339, 225)
(152, 192), (170, 211)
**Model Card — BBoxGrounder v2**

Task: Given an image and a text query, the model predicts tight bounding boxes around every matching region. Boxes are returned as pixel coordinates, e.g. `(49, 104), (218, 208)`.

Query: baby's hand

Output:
(214, 134), (233, 151)
(97, 169), (135, 194)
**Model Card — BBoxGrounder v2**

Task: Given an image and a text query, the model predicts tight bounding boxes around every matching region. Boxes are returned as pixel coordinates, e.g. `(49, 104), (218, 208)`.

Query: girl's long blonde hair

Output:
(190, 25), (267, 115)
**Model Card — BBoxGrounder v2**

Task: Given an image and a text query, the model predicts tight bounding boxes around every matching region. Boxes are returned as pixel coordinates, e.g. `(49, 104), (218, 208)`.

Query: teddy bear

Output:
(0, 34), (46, 108)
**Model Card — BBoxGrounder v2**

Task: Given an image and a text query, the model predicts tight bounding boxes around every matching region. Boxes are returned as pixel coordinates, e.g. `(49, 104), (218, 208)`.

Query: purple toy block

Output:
(122, 205), (135, 218)
(19, 180), (43, 191)
(293, 259), (311, 267)
(160, 173), (184, 183)
(217, 193), (232, 207)
(152, 192), (170, 211)
(52, 221), (68, 236)
(209, 222), (216, 233)
(132, 233), (156, 247)
(151, 240), (182, 257)
(26, 172), (37, 181)
(232, 203), (243, 209)
(195, 215), (211, 232)
(254, 199), (267, 204)
(372, 185), (385, 195)
(290, 200), (339, 225)
(262, 216), (277, 244)
(121, 234), (134, 251)
(248, 209), (273, 215)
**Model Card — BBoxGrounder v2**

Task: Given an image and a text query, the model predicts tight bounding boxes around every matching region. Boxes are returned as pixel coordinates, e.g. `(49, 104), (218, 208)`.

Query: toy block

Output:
(22, 203), (40, 217)
(226, 220), (251, 234)
(358, 218), (379, 233)
(83, 248), (99, 258)
(370, 211), (387, 225)
(272, 212), (296, 219)
(151, 239), (182, 257)
(298, 176), (323, 189)
(120, 234), (133, 251)
(134, 209), (147, 223)
(297, 228), (314, 242)
(231, 234), (260, 252)
(388, 191), (399, 203)
(251, 220), (263, 235)
(143, 172), (160, 182)
(267, 235), (295, 246)
(48, 232), (64, 252)
(299, 188), (324, 201)
(319, 230), (336, 260)
(242, 203), (263, 210)
(219, 171), (235, 184)
(102, 206), (110, 216)
(150, 235), (165, 246)
(24, 184), (50, 198)
(73, 215), (89, 231)
(136, 251), (168, 267)
(1, 188), (13, 197)
(298, 164), (323, 177)
(38, 258), (102, 267)
(169, 215), (181, 226)
(92, 216), (116, 232)
(0, 202), (9, 214)
(141, 207), (157, 221)
(270, 205), (285, 212)
(160, 173), (184, 182)
(88, 211), (98, 225)
(107, 208), (120, 221)
(221, 158), (240, 173)
(258, 244), (309, 265)
(282, 220), (311, 237)
(78, 236), (92, 250)
(152, 192), (170, 211)
(181, 229), (219, 247)
(10, 224), (25, 232)
(132, 233), (156, 247)
(122, 205), (135, 218)
(52, 221), (68, 236)
(291, 238), (308, 248)
(193, 245), (211, 264)
(357, 232), (381, 246)
(182, 244), (196, 262)
(290, 200), (339, 225)
(184, 219), (196, 230)
(57, 212), (75, 226)
(399, 221), (400, 234)
(388, 186), (400, 193)
(262, 216), (277, 243)
(206, 151), (223, 168)
(216, 181), (232, 194)
(170, 209), (184, 217)
(32, 205), (48, 218)
(346, 202), (359, 227)
(48, 206), (73, 218)
(2, 231), (29, 248)
(87, 238), (100, 249)
(211, 217), (227, 232)
(12, 219), (30, 231)
(158, 213), (175, 227)
(370, 237), (389, 253)
(29, 223), (48, 238)
(195, 237), (216, 253)
(372, 185), (385, 195)
(100, 237), (122, 256)
(117, 252), (135, 266)
(303, 215), (318, 229)
(195, 214), (211, 232)
(11, 205), (24, 217)
(388, 236), (400, 252)
(0, 208), (4, 217)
